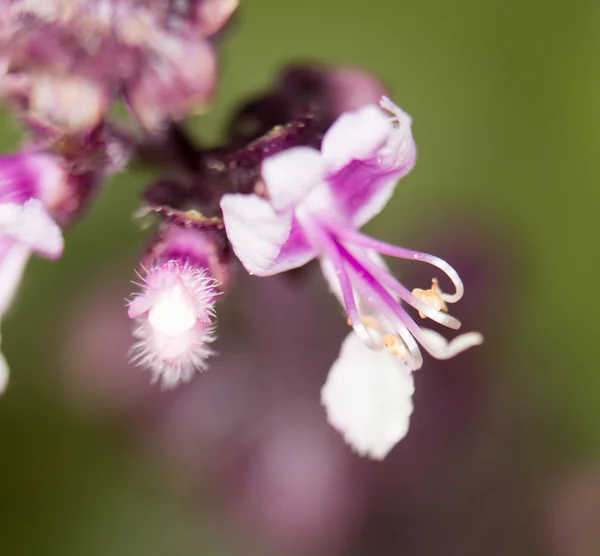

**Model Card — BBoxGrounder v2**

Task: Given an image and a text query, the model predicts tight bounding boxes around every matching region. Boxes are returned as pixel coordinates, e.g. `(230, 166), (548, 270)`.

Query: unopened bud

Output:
(128, 225), (230, 388)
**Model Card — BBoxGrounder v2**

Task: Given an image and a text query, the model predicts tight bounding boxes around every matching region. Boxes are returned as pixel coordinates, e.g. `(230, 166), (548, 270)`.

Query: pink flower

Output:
(2, 0), (234, 132)
(220, 97), (483, 457)
(0, 152), (65, 391)
(128, 227), (221, 388)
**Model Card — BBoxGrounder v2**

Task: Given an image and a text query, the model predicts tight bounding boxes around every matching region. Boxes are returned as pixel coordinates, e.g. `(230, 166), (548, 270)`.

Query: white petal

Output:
(321, 331), (414, 460)
(0, 199), (63, 259)
(418, 328), (483, 359)
(148, 284), (197, 336)
(262, 147), (323, 211)
(220, 193), (292, 276)
(0, 239), (30, 318)
(321, 105), (391, 175)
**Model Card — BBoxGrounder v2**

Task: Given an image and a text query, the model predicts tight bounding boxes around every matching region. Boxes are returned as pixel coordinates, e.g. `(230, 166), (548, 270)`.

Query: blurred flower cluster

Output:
(0, 0), (482, 459)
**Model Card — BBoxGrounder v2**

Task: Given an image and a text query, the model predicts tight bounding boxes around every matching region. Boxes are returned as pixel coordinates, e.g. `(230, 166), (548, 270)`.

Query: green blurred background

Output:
(1, 0), (599, 554)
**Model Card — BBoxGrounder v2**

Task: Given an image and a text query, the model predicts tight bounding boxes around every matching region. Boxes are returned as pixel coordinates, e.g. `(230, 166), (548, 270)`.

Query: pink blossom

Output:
(221, 97), (481, 369)
(1, 0), (232, 132)
(221, 97), (482, 457)
(0, 152), (65, 391)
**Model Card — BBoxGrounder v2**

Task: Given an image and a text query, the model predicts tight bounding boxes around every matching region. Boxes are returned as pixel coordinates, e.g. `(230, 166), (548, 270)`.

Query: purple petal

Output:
(323, 103), (417, 227)
(328, 161), (405, 227)
(0, 155), (37, 203)
(268, 217), (317, 274)
(0, 153), (64, 205)
(262, 147), (323, 211)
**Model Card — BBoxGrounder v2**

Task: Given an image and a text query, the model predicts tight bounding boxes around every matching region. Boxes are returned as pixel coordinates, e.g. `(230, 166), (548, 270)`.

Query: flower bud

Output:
(227, 63), (387, 146)
(128, 224), (230, 388)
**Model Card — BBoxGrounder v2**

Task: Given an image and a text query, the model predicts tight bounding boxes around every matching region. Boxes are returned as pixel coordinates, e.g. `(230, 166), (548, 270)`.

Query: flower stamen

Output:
(412, 278), (448, 319)
(383, 334), (408, 360)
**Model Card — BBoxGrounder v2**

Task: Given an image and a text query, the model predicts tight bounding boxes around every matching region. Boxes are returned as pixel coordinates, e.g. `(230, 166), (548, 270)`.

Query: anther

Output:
(412, 278), (448, 319)
(383, 334), (408, 360)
